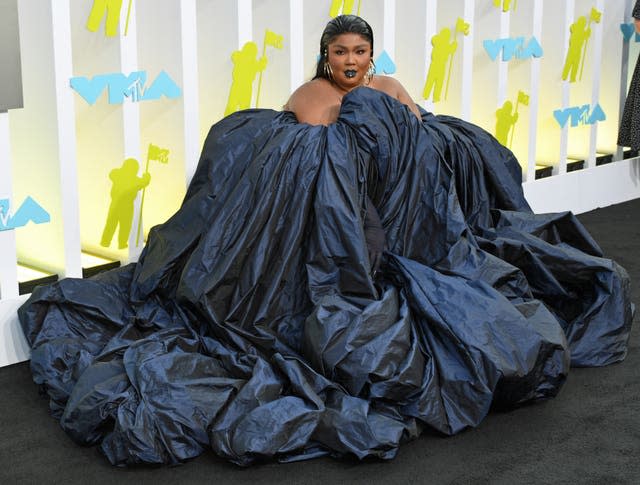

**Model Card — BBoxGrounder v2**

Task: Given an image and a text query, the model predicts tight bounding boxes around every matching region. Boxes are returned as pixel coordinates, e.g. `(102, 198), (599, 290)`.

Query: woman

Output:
(285, 15), (421, 124)
(618, 1), (640, 150)
(18, 16), (633, 467)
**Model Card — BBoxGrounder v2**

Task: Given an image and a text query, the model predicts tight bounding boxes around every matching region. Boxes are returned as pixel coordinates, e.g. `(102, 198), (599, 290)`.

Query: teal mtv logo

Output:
(484, 37), (543, 61)
(553, 104), (606, 128)
(70, 70), (182, 105)
(0, 197), (50, 231)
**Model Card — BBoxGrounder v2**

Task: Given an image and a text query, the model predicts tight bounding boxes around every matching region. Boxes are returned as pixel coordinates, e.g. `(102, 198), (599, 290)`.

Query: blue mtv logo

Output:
(0, 197), (50, 231)
(484, 37), (544, 61)
(553, 104), (606, 128)
(70, 70), (182, 105)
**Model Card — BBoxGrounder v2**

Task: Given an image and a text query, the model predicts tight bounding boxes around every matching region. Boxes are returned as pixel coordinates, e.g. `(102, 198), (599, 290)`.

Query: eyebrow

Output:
(330, 43), (370, 49)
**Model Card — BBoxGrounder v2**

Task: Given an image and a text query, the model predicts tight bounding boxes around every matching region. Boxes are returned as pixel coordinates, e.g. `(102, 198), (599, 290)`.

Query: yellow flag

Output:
(590, 7), (602, 24)
(264, 30), (284, 49)
(147, 143), (169, 163)
(517, 90), (530, 106)
(455, 17), (470, 36)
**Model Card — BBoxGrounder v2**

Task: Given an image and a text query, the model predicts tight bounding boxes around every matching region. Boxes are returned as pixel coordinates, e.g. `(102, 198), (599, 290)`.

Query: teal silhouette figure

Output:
(100, 158), (150, 249)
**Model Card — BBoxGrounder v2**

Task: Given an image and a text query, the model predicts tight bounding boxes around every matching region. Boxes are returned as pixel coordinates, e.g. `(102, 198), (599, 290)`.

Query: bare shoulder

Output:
(371, 75), (404, 95)
(371, 75), (421, 119)
(284, 79), (340, 125)
(285, 80), (326, 106)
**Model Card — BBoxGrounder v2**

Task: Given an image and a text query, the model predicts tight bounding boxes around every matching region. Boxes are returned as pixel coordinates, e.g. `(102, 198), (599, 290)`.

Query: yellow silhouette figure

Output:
(100, 158), (150, 249)
(330, 0), (362, 17)
(493, 0), (515, 12)
(562, 16), (591, 83)
(423, 28), (458, 103)
(496, 91), (529, 148)
(225, 42), (267, 116)
(495, 101), (519, 147)
(86, 0), (123, 37)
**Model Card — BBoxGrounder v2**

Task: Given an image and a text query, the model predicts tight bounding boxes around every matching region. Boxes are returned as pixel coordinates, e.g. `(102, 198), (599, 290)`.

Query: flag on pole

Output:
(264, 30), (284, 50)
(256, 29), (284, 108)
(135, 143), (169, 245)
(456, 17), (470, 36)
(147, 143), (170, 164)
(517, 90), (530, 106)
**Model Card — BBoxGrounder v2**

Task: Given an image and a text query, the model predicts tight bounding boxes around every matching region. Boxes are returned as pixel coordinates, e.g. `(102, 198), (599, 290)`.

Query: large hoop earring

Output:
(365, 60), (375, 85)
(324, 59), (334, 81)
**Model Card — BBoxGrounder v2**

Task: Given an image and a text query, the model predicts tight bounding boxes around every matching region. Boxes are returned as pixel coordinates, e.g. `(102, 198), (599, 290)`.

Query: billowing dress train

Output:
(19, 88), (633, 466)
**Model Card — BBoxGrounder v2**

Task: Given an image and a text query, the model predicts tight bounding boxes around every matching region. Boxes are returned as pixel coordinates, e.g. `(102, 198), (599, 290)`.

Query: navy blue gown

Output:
(19, 88), (634, 466)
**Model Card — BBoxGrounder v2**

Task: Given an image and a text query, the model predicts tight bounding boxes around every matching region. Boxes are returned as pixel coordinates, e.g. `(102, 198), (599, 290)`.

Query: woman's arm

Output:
(635, 18), (640, 34)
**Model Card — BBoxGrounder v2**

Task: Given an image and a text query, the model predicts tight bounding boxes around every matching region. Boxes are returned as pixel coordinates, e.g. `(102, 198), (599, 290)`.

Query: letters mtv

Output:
(553, 104), (606, 128)
(70, 70), (182, 105)
(483, 37), (543, 61)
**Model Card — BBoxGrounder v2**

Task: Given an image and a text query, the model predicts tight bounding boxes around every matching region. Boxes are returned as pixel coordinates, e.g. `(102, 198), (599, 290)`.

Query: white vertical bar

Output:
(290, 0), (304, 91)
(559, 0), (575, 175)
(238, 0), (252, 47)
(383, 0), (396, 62)
(617, 0), (633, 161)
(181, 0), (200, 186)
(51, 0), (82, 278)
(120, 2), (143, 260)
(0, 112), (19, 299)
(423, 0), (437, 113)
(526, 0), (543, 182)
(497, 8), (510, 106)
(587, 0), (604, 169)
(460, 0), (474, 121)
(120, 3), (140, 159)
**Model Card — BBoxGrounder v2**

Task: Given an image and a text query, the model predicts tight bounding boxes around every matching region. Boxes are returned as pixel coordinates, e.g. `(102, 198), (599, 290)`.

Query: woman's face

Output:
(326, 33), (372, 91)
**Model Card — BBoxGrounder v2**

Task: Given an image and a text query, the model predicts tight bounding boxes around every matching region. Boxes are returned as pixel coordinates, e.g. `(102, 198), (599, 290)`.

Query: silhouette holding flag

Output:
(578, 7), (602, 81)
(255, 29), (284, 108)
(562, 13), (597, 83)
(423, 20), (468, 103)
(224, 42), (268, 116)
(100, 158), (150, 249)
(495, 91), (529, 149)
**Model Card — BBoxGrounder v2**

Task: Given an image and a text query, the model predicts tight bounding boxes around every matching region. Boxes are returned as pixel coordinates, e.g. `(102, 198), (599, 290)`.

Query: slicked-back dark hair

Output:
(313, 15), (374, 80)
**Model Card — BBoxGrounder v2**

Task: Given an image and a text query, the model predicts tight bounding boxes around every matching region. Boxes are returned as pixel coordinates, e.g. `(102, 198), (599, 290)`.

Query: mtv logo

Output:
(0, 197), (50, 231)
(70, 70), (182, 105)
